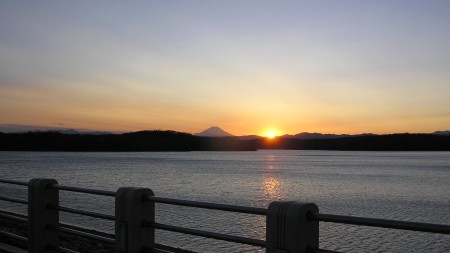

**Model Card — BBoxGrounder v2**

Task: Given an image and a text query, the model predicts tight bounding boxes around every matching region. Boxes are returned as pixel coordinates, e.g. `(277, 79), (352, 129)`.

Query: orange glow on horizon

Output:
(266, 131), (277, 138)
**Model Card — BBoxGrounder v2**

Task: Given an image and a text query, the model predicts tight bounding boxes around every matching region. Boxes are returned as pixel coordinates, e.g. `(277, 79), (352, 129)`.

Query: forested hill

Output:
(0, 131), (449, 151)
(255, 133), (450, 151)
(0, 131), (256, 151)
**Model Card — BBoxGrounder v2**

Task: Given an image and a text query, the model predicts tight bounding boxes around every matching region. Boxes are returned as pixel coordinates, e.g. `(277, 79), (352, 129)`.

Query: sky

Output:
(1, 1), (450, 136)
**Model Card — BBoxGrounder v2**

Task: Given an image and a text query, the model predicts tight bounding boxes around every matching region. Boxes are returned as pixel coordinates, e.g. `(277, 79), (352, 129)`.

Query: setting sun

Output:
(266, 131), (277, 138)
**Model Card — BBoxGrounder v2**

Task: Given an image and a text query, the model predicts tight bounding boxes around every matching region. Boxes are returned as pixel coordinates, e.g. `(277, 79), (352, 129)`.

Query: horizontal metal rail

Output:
(150, 247), (180, 253)
(0, 195), (28, 205)
(0, 179), (28, 186)
(147, 222), (266, 247)
(50, 184), (116, 197)
(49, 205), (115, 221)
(146, 196), (267, 215)
(48, 244), (80, 253)
(49, 225), (115, 244)
(310, 249), (345, 253)
(59, 223), (115, 240)
(0, 209), (26, 218)
(312, 213), (450, 234)
(155, 243), (199, 253)
(0, 212), (28, 223)
(0, 229), (28, 242)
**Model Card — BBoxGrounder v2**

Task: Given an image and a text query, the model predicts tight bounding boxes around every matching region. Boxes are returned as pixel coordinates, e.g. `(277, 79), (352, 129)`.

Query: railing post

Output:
(28, 178), (59, 253)
(266, 201), (319, 253)
(115, 187), (155, 253)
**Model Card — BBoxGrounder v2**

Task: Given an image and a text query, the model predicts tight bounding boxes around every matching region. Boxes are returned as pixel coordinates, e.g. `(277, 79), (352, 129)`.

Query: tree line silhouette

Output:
(0, 131), (449, 151)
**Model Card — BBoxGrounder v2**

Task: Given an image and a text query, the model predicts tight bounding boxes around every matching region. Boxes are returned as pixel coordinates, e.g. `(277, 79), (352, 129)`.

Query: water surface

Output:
(0, 150), (449, 252)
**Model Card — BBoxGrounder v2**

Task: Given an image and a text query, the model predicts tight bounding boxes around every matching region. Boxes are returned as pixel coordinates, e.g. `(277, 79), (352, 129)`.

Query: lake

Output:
(0, 150), (449, 252)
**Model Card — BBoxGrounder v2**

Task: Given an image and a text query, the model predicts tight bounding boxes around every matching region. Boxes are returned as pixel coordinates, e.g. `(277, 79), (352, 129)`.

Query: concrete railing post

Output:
(266, 201), (319, 253)
(28, 178), (59, 253)
(115, 187), (155, 253)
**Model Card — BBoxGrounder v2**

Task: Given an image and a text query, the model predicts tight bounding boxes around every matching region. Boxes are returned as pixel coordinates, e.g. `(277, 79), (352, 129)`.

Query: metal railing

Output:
(143, 196), (267, 248)
(0, 178), (116, 253)
(0, 178), (449, 253)
(0, 179), (30, 247)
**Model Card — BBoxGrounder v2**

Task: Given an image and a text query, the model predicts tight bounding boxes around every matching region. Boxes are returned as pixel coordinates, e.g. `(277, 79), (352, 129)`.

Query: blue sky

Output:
(1, 1), (449, 135)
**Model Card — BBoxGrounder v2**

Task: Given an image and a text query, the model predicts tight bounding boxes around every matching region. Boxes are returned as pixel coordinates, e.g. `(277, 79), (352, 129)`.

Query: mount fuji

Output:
(195, 126), (234, 137)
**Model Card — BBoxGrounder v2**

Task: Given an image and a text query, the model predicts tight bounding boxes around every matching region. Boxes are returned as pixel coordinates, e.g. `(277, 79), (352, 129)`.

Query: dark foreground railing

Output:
(0, 178), (449, 253)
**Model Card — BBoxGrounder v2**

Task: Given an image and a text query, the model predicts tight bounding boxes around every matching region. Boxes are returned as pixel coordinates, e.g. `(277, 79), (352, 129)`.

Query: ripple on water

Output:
(0, 150), (449, 252)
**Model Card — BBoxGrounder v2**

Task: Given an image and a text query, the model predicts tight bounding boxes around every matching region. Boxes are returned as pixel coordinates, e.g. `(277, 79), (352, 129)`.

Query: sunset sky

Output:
(1, 1), (450, 136)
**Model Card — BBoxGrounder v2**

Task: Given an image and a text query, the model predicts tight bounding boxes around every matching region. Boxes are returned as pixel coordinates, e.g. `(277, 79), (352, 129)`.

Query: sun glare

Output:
(266, 131), (277, 138)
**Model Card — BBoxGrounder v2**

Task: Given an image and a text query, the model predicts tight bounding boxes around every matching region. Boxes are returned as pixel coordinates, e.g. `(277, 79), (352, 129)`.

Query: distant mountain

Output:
(0, 124), (61, 133)
(433, 130), (450, 136)
(196, 126), (234, 137)
(237, 135), (262, 140)
(55, 129), (111, 135)
(236, 132), (378, 140)
(281, 132), (344, 139)
(281, 132), (377, 139)
(0, 124), (110, 135)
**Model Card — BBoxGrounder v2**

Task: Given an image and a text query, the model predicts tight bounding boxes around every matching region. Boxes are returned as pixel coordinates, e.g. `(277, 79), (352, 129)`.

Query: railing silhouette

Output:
(0, 178), (449, 253)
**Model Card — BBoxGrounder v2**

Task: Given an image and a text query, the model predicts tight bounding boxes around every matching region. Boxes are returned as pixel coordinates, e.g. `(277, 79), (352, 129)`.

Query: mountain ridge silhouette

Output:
(196, 126), (234, 137)
(1, 130), (449, 151)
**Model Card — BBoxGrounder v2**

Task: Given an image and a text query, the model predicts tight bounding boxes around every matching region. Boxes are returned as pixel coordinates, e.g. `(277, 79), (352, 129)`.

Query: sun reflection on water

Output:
(261, 154), (283, 200)
(249, 153), (285, 246)
(263, 176), (281, 199)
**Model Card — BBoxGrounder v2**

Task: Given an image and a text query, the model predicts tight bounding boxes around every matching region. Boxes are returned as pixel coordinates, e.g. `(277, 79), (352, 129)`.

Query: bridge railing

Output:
(0, 178), (449, 253)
